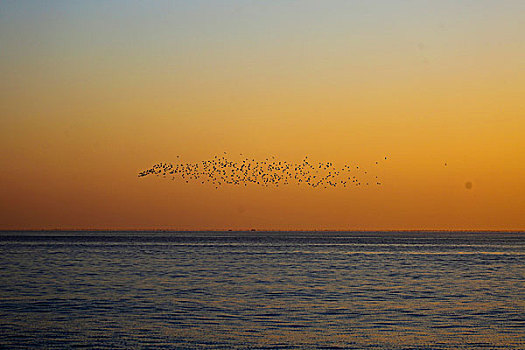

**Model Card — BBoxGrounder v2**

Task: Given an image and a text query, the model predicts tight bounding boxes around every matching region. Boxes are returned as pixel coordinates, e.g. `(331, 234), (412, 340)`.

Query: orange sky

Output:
(1, 1), (524, 230)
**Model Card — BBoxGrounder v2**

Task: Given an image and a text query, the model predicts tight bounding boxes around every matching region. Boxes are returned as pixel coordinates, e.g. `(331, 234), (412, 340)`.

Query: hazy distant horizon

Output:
(1, 228), (524, 233)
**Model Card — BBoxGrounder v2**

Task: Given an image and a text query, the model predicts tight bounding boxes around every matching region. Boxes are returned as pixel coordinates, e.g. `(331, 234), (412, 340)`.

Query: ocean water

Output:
(0, 231), (523, 349)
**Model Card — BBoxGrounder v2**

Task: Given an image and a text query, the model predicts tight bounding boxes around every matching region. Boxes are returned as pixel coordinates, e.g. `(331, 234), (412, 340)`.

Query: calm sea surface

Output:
(0, 231), (523, 349)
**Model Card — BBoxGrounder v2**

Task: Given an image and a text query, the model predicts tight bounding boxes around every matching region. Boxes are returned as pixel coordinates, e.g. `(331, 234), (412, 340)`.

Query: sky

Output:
(1, 0), (524, 230)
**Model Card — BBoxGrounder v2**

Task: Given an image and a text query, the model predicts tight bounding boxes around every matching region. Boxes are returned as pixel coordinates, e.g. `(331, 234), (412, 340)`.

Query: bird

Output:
(138, 154), (384, 190)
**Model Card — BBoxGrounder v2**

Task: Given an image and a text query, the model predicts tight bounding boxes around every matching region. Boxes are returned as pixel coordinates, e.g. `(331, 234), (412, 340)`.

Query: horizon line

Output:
(1, 229), (524, 233)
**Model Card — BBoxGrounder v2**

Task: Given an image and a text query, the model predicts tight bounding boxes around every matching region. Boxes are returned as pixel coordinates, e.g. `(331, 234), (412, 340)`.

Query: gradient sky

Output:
(1, 0), (524, 230)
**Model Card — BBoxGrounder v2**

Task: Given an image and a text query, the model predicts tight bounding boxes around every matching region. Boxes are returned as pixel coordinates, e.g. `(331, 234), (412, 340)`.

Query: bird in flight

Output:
(138, 154), (388, 189)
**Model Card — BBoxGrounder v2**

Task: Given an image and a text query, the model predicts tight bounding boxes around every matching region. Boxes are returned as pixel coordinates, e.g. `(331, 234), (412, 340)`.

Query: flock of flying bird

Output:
(138, 153), (388, 189)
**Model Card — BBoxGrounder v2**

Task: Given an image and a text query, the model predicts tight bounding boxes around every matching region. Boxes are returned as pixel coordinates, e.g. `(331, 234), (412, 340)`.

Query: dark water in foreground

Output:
(0, 231), (523, 349)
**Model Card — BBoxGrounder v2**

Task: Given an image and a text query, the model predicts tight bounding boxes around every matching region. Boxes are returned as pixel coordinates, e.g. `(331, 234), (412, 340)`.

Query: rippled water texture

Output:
(0, 231), (524, 349)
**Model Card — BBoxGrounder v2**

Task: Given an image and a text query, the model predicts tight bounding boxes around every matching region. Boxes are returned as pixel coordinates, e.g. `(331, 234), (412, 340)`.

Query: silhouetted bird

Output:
(138, 154), (385, 189)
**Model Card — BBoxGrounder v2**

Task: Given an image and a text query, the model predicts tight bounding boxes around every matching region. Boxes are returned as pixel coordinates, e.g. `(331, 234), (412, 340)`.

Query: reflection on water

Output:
(0, 232), (523, 349)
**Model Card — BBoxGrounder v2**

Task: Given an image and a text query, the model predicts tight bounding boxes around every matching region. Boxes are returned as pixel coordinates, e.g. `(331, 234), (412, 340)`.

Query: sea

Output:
(0, 231), (523, 349)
